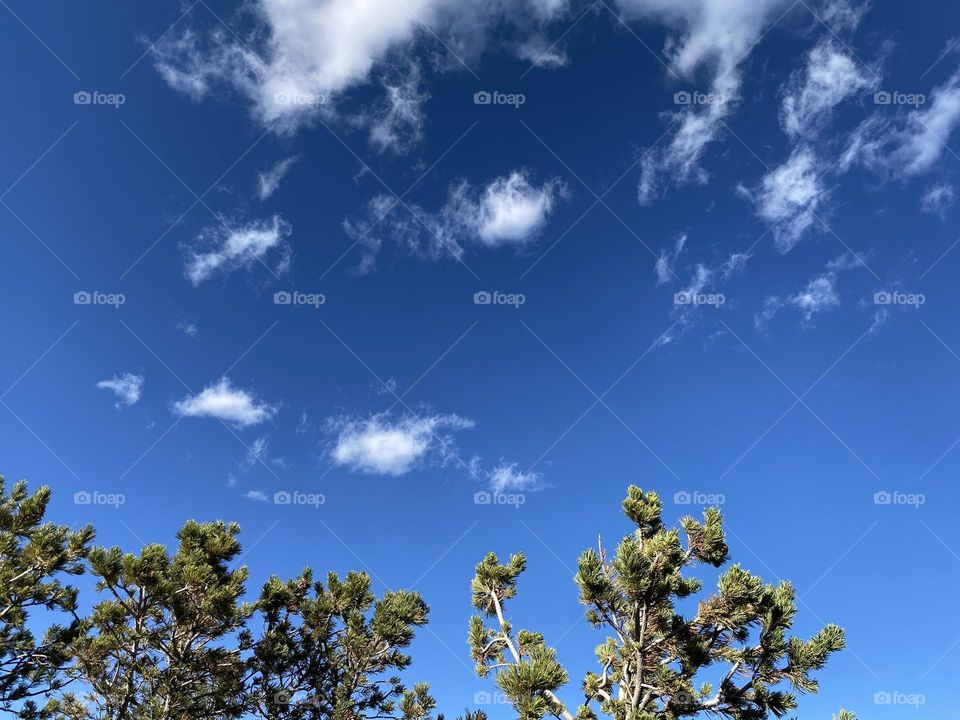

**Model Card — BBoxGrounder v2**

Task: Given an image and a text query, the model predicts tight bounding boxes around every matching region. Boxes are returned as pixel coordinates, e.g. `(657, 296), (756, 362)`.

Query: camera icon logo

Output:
(874, 691), (892, 705)
(474, 291), (492, 305)
(673, 491), (692, 505)
(274, 291), (292, 305)
(874, 91), (891, 105)
(74, 291), (91, 305)
(673, 291), (691, 305)
(474, 491), (492, 505)
(673, 91), (691, 105)
(274, 491), (292, 505)
(874, 291), (891, 305)
(74, 91), (92, 105)
(73, 491), (92, 505)
(473, 91), (492, 105)
(873, 491), (892, 505)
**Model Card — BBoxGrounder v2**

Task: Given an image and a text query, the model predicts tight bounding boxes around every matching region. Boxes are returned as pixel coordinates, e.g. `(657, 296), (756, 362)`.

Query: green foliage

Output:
(247, 568), (434, 720)
(0, 477), (93, 716)
(469, 486), (850, 720)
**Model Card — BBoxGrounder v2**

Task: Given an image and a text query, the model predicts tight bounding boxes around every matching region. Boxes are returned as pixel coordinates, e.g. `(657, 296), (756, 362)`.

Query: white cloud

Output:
(366, 62), (429, 153)
(96, 373), (144, 408)
(172, 378), (276, 428)
(789, 274), (840, 319)
(176, 320), (199, 337)
(330, 412), (474, 475)
(625, 0), (794, 202)
(152, 0), (574, 133)
(186, 215), (292, 284)
(258, 156), (299, 201)
(817, 0), (871, 32)
(343, 171), (564, 270)
(920, 182), (955, 217)
(754, 295), (783, 332)
(473, 172), (563, 246)
(747, 149), (825, 252)
(488, 463), (544, 493)
(721, 251), (750, 278)
(245, 489), (269, 502)
(654, 233), (686, 285)
(868, 307), (888, 335)
(843, 70), (960, 178)
(781, 40), (875, 139)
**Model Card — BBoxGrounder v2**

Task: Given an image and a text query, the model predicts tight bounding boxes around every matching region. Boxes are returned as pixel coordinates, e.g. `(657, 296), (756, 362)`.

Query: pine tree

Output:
(50, 520), (252, 719)
(246, 568), (440, 720)
(469, 486), (853, 720)
(0, 477), (93, 717)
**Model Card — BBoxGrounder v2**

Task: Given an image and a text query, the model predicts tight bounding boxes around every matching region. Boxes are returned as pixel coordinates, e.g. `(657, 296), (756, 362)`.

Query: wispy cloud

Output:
(343, 171), (566, 270)
(96, 373), (144, 408)
(488, 463), (544, 493)
(257, 156), (300, 201)
(185, 215), (292, 284)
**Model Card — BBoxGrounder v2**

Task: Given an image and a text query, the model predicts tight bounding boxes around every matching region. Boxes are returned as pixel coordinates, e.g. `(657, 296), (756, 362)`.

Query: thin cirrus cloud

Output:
(185, 215), (292, 284)
(329, 412), (474, 475)
(172, 377), (277, 428)
(96, 373), (144, 408)
(343, 171), (566, 271)
(257, 156), (300, 201)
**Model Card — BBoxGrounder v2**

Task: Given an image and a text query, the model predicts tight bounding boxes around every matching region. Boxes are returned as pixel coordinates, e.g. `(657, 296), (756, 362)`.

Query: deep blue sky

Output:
(2, 0), (960, 717)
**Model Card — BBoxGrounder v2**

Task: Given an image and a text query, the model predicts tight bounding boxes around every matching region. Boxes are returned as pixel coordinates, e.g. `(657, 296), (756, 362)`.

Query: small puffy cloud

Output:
(789, 274), (840, 320)
(746, 149), (825, 252)
(781, 41), (875, 139)
(343, 171), (565, 270)
(488, 463), (544, 493)
(96, 373), (144, 408)
(245, 489), (269, 502)
(258, 156), (299, 201)
(920, 182), (955, 217)
(186, 215), (292, 285)
(330, 412), (474, 475)
(473, 172), (563, 247)
(172, 378), (276, 428)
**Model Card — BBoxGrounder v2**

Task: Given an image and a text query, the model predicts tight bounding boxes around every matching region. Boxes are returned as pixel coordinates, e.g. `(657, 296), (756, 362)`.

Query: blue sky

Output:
(2, 0), (960, 716)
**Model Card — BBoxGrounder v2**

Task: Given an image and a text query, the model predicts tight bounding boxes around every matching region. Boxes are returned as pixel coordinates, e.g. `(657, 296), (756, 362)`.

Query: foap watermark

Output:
(274, 91), (325, 108)
(273, 490), (326, 508)
(674, 490), (726, 506)
(874, 690), (925, 708)
(473, 691), (510, 706)
(873, 490), (925, 508)
(74, 290), (125, 308)
(674, 90), (726, 106)
(274, 290), (325, 308)
(474, 290), (525, 308)
(674, 291), (725, 307)
(874, 290), (924, 307)
(74, 90), (125, 108)
(874, 91), (925, 108)
(74, 490), (125, 508)
(474, 490), (525, 508)
(473, 90), (525, 108)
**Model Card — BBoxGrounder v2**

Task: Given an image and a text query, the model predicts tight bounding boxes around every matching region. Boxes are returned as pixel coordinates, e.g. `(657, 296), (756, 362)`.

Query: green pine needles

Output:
(469, 486), (852, 720)
(2, 476), (853, 719)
